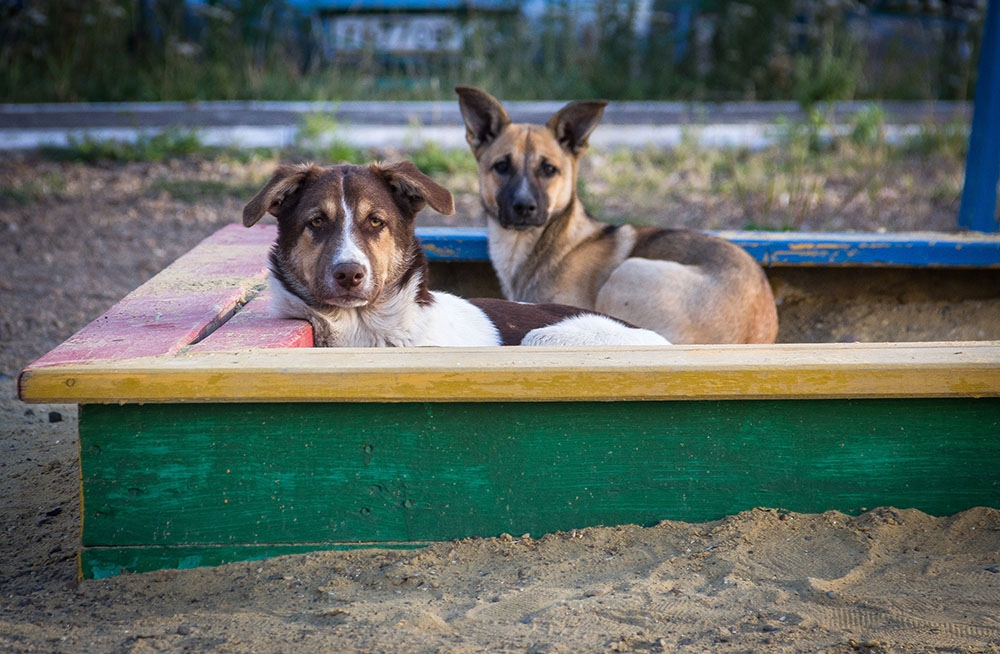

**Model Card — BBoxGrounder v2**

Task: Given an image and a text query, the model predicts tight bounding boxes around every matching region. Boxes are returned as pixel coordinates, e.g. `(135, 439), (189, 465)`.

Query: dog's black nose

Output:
(332, 262), (366, 289)
(512, 198), (537, 219)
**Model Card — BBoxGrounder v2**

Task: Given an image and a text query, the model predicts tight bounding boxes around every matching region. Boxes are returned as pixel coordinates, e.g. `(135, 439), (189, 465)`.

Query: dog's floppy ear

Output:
(455, 86), (511, 157)
(373, 161), (455, 217)
(546, 99), (608, 156)
(242, 163), (320, 227)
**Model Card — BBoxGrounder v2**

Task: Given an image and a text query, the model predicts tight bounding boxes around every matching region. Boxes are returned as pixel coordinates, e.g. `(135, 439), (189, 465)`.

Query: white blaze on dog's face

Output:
(293, 172), (397, 307)
(456, 86), (607, 231)
(242, 162), (454, 310)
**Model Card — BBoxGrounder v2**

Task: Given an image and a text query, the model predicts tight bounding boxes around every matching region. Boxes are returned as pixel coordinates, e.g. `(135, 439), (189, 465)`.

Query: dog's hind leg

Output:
(521, 314), (669, 346)
(593, 258), (709, 344)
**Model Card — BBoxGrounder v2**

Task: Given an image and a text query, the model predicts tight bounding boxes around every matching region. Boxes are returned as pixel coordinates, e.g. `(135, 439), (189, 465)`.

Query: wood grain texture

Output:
(18, 224), (1000, 403)
(19, 342), (1000, 403)
(189, 287), (313, 351)
(78, 398), (999, 550)
(23, 224), (275, 369)
(417, 227), (1000, 267)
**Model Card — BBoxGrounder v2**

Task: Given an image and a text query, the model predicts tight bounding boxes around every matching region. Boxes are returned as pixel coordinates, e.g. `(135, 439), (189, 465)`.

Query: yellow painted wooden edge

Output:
(18, 341), (1000, 403)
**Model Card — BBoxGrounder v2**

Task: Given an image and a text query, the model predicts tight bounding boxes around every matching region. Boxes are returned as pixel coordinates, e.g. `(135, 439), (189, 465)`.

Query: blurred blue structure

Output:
(281, 0), (517, 64)
(285, 1), (515, 8)
(959, 0), (999, 232)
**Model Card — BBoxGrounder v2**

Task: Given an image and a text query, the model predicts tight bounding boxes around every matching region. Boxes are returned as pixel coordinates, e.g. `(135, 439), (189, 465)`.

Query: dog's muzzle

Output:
(315, 261), (373, 307)
(498, 181), (548, 230)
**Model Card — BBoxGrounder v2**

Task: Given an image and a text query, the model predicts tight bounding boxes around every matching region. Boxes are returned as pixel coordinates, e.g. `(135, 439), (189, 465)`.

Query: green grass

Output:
(149, 179), (264, 203)
(408, 142), (478, 176)
(41, 130), (207, 163)
(0, 170), (67, 206)
(0, 182), (46, 207)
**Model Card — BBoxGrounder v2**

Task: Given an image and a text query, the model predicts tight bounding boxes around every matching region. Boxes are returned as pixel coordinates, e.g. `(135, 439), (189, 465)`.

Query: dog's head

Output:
(243, 161), (454, 309)
(456, 86), (607, 231)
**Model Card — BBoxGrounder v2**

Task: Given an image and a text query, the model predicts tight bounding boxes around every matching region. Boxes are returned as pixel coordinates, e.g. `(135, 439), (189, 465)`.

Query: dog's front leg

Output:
(296, 305), (341, 347)
(307, 315), (338, 347)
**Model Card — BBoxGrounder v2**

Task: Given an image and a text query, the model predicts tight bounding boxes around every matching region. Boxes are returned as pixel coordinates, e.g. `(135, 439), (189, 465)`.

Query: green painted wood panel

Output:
(80, 542), (425, 580)
(79, 399), (1000, 553)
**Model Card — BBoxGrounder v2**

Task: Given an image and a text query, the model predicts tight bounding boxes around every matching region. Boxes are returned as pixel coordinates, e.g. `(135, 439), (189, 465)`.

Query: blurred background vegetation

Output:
(0, 0), (988, 104)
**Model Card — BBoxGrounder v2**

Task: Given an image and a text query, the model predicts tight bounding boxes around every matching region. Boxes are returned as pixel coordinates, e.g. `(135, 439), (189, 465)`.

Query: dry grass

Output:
(577, 133), (966, 233)
(3, 117), (970, 234)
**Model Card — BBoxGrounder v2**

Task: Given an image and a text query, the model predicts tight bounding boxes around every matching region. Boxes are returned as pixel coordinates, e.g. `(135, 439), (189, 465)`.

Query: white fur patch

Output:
(333, 196), (373, 293)
(487, 220), (539, 300)
(417, 292), (502, 346)
(521, 314), (670, 347)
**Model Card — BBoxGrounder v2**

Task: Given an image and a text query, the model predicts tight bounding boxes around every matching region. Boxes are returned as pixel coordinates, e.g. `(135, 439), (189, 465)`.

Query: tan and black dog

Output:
(455, 86), (778, 344)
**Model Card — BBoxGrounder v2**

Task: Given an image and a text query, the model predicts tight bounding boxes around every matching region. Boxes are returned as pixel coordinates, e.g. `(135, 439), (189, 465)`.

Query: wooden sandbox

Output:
(17, 224), (1000, 579)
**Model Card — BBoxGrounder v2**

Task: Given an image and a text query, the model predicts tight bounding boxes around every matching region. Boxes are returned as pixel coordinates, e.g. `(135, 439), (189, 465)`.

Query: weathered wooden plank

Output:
(16, 224), (1000, 385)
(724, 231), (1000, 267)
(25, 224), (275, 368)
(77, 398), (1000, 552)
(416, 227), (1000, 267)
(80, 542), (424, 580)
(189, 287), (313, 351)
(18, 342), (1000, 404)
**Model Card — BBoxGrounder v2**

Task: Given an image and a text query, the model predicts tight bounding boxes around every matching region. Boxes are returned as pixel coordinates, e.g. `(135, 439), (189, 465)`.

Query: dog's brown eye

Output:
(309, 216), (324, 228)
(368, 216), (384, 228)
(492, 159), (510, 175)
(540, 162), (558, 177)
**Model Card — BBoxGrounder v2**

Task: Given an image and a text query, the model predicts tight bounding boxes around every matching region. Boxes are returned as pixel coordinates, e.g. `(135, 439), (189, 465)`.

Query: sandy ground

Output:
(2, 156), (999, 652)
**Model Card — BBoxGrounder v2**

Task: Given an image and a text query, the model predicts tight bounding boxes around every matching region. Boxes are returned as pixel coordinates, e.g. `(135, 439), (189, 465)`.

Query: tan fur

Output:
(456, 86), (778, 345)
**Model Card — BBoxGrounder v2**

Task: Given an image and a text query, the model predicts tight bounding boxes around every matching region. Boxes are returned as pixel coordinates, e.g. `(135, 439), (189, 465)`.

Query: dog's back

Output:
(604, 226), (777, 343)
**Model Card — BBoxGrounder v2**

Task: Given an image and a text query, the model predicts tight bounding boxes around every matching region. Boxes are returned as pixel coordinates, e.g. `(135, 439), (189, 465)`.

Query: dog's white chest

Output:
(487, 222), (541, 299)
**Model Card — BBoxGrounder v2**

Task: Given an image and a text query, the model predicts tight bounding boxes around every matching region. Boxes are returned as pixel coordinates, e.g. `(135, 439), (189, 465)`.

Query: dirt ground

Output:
(2, 155), (999, 653)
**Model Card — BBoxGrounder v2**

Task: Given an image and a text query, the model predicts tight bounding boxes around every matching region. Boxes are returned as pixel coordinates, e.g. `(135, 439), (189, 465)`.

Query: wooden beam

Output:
(959, 0), (1000, 232)
(189, 288), (313, 351)
(417, 227), (1000, 267)
(75, 396), (1000, 578)
(18, 342), (1000, 404)
(23, 224), (275, 369)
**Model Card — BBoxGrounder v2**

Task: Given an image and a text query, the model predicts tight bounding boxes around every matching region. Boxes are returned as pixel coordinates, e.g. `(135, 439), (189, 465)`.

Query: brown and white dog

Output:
(455, 86), (779, 344)
(242, 161), (668, 347)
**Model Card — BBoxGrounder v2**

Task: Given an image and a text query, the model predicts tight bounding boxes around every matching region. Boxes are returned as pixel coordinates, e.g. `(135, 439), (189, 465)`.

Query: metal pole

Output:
(958, 0), (1000, 232)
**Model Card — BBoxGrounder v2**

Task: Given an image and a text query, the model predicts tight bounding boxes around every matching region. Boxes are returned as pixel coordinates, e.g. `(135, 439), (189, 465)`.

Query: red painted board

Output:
(24, 224), (277, 369)
(189, 287), (313, 351)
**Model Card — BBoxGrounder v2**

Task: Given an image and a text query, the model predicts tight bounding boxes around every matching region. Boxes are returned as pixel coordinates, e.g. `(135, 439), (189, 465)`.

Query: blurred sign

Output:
(329, 14), (463, 53)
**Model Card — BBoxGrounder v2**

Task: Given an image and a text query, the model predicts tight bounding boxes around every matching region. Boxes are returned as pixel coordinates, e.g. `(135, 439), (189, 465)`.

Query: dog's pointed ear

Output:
(455, 86), (511, 157)
(546, 99), (608, 156)
(373, 161), (455, 217)
(243, 163), (319, 227)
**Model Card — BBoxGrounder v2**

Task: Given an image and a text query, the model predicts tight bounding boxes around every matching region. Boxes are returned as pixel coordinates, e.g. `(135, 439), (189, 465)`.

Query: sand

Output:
(2, 157), (999, 652)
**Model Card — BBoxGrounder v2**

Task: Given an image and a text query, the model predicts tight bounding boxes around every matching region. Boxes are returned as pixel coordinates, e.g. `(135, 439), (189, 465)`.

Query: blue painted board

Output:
(416, 227), (1000, 268)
